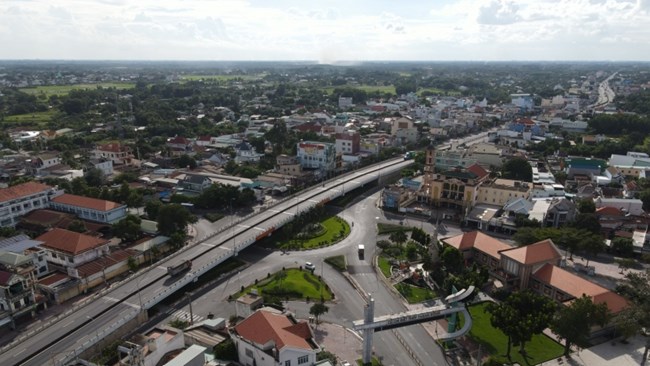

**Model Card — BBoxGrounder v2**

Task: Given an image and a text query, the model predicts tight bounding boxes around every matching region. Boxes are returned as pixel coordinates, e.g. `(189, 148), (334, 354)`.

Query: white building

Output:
(49, 194), (127, 224)
(0, 182), (60, 227)
(594, 197), (644, 216)
(36, 228), (110, 269)
(338, 96), (353, 109)
(231, 309), (320, 366)
(92, 142), (133, 166)
(296, 141), (337, 174)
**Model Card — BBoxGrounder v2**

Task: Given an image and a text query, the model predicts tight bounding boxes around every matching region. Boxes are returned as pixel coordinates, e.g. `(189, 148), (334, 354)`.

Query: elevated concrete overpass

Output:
(2, 157), (412, 366)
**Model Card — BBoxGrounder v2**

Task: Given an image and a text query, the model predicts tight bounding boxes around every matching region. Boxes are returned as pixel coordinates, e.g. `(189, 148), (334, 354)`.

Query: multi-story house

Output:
(234, 141), (263, 164)
(335, 132), (360, 156)
(476, 179), (531, 206)
(0, 182), (60, 227)
(37, 228), (109, 269)
(432, 149), (477, 172)
(88, 158), (113, 177)
(28, 152), (62, 176)
(231, 309), (320, 366)
(296, 141), (338, 176)
(49, 194), (127, 224)
(92, 142), (133, 166)
(178, 174), (213, 193)
(0, 269), (36, 329)
(467, 142), (510, 168)
(544, 198), (577, 228)
(608, 152), (650, 178)
(422, 164), (490, 211)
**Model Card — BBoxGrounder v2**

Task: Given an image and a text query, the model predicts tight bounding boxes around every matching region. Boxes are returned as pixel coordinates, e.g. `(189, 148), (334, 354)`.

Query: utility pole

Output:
(186, 293), (194, 325)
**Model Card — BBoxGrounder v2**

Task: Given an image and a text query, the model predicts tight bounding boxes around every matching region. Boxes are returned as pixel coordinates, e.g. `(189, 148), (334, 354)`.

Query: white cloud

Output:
(0, 0), (649, 60)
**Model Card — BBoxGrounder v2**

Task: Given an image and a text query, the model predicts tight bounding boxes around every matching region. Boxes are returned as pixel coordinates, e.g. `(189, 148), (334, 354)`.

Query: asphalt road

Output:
(2, 158), (412, 366)
(157, 189), (450, 366)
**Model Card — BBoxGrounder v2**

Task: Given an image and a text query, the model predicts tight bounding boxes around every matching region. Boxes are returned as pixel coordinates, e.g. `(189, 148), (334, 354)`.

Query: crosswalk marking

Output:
(169, 309), (203, 323)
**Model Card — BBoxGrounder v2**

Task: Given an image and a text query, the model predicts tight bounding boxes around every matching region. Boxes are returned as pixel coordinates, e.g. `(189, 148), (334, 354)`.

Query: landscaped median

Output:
(232, 268), (333, 304)
(258, 208), (351, 251)
(458, 302), (564, 365)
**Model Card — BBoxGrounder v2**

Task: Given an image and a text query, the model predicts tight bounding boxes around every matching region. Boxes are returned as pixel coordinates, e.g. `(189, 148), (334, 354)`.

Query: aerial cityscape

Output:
(1, 2), (650, 366)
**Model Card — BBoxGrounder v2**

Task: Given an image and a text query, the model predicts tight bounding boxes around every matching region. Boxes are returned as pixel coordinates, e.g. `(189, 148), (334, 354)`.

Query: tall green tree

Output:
(487, 290), (556, 358)
(145, 199), (163, 220)
(440, 246), (464, 274)
(389, 230), (407, 244)
(577, 199), (596, 214)
(309, 302), (329, 324)
(156, 204), (196, 236)
(501, 157), (533, 182)
(113, 214), (142, 242)
(617, 269), (650, 364)
(550, 295), (610, 356)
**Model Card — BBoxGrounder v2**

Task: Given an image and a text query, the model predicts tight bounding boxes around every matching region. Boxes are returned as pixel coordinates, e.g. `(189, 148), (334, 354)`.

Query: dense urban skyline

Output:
(2, 0), (650, 62)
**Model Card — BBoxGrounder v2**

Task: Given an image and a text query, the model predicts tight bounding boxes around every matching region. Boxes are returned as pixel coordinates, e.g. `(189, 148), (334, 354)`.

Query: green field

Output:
(322, 84), (396, 95)
(277, 215), (350, 250)
(3, 110), (57, 128)
(20, 83), (135, 97)
(417, 87), (461, 96)
(181, 74), (265, 82)
(460, 302), (564, 365)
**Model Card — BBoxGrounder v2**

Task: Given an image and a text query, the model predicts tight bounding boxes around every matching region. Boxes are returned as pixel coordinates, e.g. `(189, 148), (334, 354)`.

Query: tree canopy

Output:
(550, 295), (610, 356)
(487, 290), (556, 359)
(501, 157), (533, 182)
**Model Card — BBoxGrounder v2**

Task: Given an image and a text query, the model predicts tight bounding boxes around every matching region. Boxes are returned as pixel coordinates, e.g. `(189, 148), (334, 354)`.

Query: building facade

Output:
(0, 182), (60, 227)
(296, 141), (337, 174)
(49, 194), (127, 224)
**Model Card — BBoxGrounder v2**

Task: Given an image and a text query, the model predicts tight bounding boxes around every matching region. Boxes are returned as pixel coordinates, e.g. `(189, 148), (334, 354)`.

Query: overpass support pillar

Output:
(362, 295), (375, 365)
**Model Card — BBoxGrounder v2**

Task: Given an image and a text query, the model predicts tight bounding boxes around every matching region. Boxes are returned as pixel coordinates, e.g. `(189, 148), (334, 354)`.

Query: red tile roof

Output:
(37, 228), (109, 255)
(596, 207), (624, 216)
(467, 164), (489, 179)
(443, 231), (512, 259)
(38, 272), (71, 287)
(501, 239), (562, 265)
(0, 182), (51, 203)
(51, 194), (123, 212)
(96, 142), (128, 153)
(533, 263), (628, 313)
(234, 310), (316, 351)
(167, 136), (190, 145)
(76, 249), (137, 278)
(0, 270), (15, 286)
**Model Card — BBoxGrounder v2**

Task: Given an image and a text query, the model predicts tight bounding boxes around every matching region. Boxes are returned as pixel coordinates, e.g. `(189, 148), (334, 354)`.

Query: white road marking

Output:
(171, 309), (204, 323)
(200, 243), (215, 248)
(61, 319), (75, 328)
(103, 296), (121, 303)
(13, 348), (26, 357)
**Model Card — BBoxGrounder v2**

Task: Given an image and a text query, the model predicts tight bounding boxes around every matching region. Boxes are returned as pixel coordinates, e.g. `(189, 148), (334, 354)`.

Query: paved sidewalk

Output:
(311, 322), (362, 364)
(540, 335), (647, 366)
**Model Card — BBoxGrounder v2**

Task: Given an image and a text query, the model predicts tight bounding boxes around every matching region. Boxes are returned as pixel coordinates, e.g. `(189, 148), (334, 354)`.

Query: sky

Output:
(2, 0), (650, 62)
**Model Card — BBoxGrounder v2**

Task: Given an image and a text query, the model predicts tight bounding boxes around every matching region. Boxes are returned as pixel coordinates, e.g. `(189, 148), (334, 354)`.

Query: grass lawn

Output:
(460, 302), (564, 365)
(395, 283), (435, 303)
(278, 215), (350, 250)
(324, 255), (346, 272)
(3, 110), (57, 128)
(239, 268), (333, 301)
(378, 255), (392, 278)
(20, 83), (135, 97)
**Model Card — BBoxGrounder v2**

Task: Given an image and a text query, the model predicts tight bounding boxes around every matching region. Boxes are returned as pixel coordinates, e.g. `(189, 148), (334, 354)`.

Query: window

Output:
(298, 355), (309, 364)
(245, 348), (253, 358)
(285, 361), (291, 366)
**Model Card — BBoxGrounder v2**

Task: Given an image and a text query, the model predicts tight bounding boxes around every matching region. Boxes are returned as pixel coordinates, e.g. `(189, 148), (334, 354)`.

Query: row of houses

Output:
(0, 182), (147, 328)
